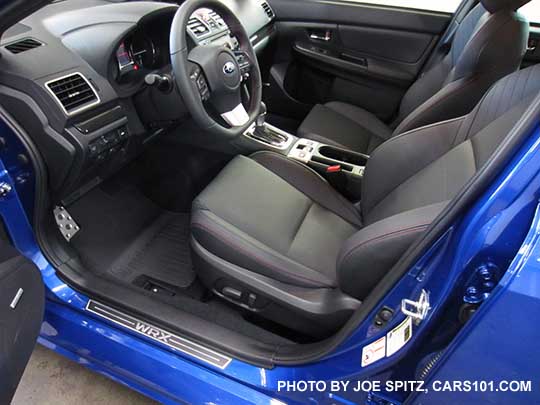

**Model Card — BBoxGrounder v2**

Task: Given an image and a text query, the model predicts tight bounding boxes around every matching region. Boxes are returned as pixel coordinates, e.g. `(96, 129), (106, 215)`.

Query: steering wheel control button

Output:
(190, 67), (201, 80)
(190, 67), (210, 100)
(234, 51), (251, 76)
(197, 76), (210, 100)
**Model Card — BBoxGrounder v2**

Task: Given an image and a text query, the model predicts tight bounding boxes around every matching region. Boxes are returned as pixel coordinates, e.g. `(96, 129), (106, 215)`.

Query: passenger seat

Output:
(298, 0), (532, 154)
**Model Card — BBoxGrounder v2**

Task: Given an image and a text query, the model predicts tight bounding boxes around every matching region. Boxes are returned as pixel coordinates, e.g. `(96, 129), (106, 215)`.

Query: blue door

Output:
(0, 124), (44, 403)
(0, 3), (49, 398)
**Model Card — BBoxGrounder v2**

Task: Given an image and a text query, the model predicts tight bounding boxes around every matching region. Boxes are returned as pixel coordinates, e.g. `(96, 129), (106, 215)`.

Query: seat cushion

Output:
(297, 102), (392, 154)
(191, 152), (361, 288)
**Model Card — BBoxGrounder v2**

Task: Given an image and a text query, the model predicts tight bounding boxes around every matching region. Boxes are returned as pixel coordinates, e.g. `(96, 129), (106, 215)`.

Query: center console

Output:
(243, 103), (368, 200)
(287, 139), (367, 199)
(288, 139), (367, 177)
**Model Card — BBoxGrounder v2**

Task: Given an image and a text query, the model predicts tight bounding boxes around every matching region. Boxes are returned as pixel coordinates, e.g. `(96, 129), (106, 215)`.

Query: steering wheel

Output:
(169, 0), (263, 138)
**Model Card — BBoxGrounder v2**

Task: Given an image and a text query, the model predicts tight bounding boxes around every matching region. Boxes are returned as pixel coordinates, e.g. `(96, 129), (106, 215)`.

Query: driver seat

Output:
(191, 65), (540, 336)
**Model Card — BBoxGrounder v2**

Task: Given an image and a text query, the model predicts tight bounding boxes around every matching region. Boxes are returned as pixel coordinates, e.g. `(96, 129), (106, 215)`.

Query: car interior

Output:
(1, 0), (540, 365)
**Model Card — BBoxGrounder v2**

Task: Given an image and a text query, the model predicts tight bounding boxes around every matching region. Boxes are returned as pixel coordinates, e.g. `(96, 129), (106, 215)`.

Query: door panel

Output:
(0, 231), (44, 404)
(338, 26), (434, 64)
(264, 0), (452, 122)
(523, 27), (540, 68)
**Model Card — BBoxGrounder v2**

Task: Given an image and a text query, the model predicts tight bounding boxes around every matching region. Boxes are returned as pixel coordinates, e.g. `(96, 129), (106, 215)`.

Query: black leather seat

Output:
(298, 0), (531, 155)
(191, 64), (540, 336)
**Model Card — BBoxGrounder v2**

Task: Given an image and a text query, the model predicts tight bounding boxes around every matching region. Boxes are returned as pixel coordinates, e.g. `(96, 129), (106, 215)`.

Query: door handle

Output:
(528, 38), (538, 52)
(309, 30), (332, 42)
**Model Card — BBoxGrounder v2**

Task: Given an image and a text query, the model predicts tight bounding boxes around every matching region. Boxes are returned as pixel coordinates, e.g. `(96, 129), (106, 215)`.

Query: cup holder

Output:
(318, 145), (369, 166)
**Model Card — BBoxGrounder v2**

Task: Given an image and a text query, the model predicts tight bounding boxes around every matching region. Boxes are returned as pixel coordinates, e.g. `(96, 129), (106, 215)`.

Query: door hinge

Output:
(0, 182), (12, 198)
(464, 263), (500, 304)
(401, 289), (431, 325)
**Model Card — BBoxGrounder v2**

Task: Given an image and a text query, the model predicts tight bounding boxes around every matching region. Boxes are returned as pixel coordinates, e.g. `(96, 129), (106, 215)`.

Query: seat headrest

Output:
(481, 0), (532, 13)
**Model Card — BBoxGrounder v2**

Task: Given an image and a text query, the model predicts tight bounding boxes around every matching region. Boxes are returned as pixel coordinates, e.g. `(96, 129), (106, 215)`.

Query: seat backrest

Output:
(338, 63), (540, 300)
(392, 0), (531, 136)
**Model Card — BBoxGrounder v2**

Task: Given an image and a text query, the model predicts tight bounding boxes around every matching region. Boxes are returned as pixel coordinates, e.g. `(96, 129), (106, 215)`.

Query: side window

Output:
(340, 0), (462, 13)
(520, 1), (540, 24)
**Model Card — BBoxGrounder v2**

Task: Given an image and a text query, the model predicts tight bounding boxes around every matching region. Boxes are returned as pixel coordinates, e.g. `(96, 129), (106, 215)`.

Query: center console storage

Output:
(288, 139), (368, 199)
(289, 139), (368, 174)
(317, 145), (368, 167)
(242, 101), (367, 199)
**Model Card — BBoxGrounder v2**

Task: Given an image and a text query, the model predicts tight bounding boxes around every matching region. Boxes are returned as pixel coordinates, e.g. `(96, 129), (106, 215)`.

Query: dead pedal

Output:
(54, 206), (80, 242)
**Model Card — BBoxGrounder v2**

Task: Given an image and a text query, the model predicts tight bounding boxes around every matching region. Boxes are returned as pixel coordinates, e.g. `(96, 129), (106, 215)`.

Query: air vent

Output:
(188, 17), (210, 37)
(46, 73), (100, 115)
(261, 2), (275, 19)
(5, 38), (43, 54)
(208, 11), (226, 27)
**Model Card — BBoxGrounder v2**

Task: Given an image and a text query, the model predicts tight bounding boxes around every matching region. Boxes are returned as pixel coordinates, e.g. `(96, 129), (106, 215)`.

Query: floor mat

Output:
(64, 165), (294, 344)
(69, 185), (195, 289)
(108, 213), (194, 287)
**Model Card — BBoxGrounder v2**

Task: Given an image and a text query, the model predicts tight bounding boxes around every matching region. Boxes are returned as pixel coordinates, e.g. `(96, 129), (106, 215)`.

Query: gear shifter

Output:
(256, 101), (268, 127)
(251, 102), (289, 147)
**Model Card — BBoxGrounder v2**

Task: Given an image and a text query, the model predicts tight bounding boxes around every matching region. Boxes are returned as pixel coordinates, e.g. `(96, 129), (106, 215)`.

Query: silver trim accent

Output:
(10, 288), (24, 309)
(288, 138), (367, 177)
(244, 122), (294, 150)
(86, 300), (232, 369)
(221, 103), (250, 127)
(253, 35), (270, 53)
(45, 72), (101, 116)
(288, 138), (320, 163)
(54, 206), (80, 242)
(310, 31), (332, 42)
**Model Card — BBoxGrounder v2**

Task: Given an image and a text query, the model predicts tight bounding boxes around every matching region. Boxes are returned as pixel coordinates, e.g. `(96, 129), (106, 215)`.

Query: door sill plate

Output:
(86, 300), (232, 369)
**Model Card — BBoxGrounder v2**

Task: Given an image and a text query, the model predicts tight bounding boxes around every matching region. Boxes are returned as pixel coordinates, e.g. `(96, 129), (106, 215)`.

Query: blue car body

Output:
(1, 99), (540, 404)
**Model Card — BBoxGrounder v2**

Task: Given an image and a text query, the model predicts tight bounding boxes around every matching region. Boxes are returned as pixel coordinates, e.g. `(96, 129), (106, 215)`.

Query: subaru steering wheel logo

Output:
(223, 62), (236, 75)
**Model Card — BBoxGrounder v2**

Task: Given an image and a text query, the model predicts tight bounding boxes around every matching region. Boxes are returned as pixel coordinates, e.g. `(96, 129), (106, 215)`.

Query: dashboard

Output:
(0, 0), (275, 202)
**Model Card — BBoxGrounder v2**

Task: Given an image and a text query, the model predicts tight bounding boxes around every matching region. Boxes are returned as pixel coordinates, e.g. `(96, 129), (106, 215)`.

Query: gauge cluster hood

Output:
(42, 2), (178, 78)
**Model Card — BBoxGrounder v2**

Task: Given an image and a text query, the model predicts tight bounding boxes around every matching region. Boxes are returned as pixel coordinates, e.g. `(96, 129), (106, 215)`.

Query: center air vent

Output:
(5, 38), (43, 54)
(46, 73), (100, 115)
(208, 11), (226, 27)
(261, 2), (275, 19)
(188, 17), (210, 37)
